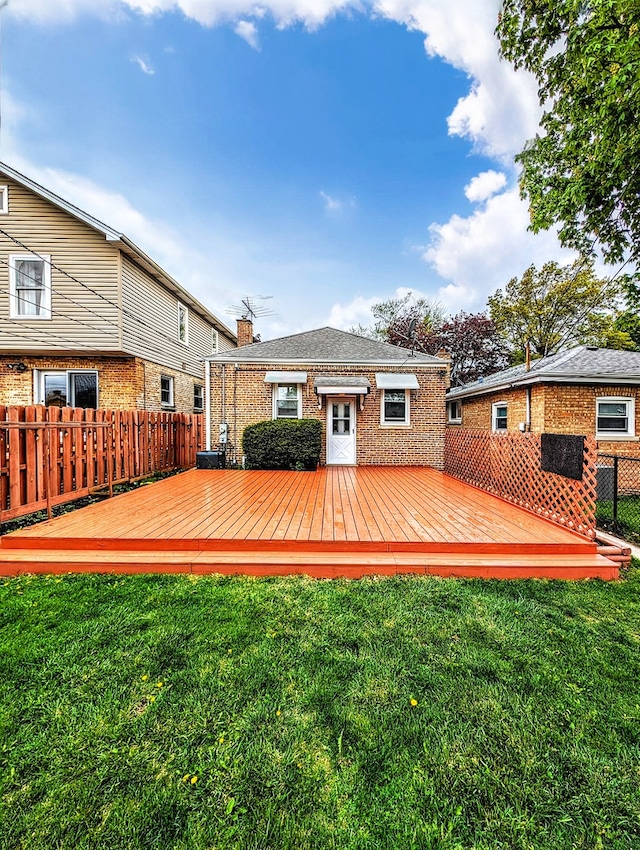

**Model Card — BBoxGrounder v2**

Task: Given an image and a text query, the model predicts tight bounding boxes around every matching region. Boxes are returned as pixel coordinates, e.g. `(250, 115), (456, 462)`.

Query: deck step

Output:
(0, 548), (619, 580)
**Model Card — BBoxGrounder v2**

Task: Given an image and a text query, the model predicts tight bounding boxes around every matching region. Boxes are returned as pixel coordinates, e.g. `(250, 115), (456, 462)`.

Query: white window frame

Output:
(380, 389), (410, 427)
(0, 185), (8, 214)
(596, 396), (635, 439)
(9, 254), (52, 319)
(492, 401), (508, 432)
(177, 302), (189, 345)
(35, 369), (99, 408)
(161, 375), (175, 408)
(194, 383), (204, 412)
(448, 399), (462, 423)
(211, 328), (219, 354)
(273, 384), (302, 419)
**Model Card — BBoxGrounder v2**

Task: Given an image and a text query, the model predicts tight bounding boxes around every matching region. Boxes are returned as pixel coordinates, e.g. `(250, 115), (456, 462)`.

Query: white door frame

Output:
(326, 395), (357, 465)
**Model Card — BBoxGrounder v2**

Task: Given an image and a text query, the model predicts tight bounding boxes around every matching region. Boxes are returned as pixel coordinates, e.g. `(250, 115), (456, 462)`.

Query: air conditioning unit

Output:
(196, 451), (225, 469)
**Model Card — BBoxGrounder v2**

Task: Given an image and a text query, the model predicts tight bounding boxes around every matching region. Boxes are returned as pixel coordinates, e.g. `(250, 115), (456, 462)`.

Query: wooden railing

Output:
(445, 430), (598, 539)
(0, 406), (204, 523)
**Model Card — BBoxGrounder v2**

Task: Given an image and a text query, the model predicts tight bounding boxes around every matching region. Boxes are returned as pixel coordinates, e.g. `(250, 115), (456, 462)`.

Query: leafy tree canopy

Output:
(497, 1), (640, 270)
(487, 258), (629, 360)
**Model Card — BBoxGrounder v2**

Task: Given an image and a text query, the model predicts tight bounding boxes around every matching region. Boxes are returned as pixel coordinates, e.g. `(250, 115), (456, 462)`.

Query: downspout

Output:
(205, 359), (211, 450)
(526, 386), (531, 432)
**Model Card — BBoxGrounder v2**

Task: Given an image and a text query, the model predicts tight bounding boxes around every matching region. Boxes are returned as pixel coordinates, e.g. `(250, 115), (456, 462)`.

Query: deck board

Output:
(0, 466), (613, 580)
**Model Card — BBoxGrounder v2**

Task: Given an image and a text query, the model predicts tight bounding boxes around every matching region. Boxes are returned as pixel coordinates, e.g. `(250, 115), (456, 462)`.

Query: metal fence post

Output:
(613, 455), (618, 525)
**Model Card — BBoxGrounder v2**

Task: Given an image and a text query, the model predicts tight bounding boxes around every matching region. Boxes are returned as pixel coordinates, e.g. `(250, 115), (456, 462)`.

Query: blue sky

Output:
(1, 0), (575, 339)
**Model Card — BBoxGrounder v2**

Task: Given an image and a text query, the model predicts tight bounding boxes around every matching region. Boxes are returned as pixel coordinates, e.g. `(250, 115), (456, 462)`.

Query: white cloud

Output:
(319, 190), (357, 214)
(234, 20), (260, 49)
(464, 170), (506, 203)
(425, 186), (577, 313)
(131, 55), (155, 74)
(326, 294), (380, 329)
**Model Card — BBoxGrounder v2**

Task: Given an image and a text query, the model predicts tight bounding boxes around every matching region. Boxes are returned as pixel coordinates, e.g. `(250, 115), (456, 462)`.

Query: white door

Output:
(327, 397), (356, 465)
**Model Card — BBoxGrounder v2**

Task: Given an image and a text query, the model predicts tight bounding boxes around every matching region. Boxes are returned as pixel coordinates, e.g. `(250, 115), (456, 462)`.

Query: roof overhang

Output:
(375, 372), (419, 390)
(447, 372), (640, 400)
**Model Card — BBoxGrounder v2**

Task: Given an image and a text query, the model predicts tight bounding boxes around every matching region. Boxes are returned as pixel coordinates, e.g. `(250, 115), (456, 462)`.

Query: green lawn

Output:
(1, 569), (639, 850)
(597, 496), (640, 544)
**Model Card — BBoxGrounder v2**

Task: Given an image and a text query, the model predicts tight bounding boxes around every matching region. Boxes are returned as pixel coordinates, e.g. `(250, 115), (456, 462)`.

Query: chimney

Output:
(236, 317), (254, 348)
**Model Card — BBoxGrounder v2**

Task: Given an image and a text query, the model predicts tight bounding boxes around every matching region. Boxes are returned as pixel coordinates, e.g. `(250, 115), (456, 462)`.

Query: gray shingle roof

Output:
(448, 346), (640, 399)
(207, 326), (446, 365)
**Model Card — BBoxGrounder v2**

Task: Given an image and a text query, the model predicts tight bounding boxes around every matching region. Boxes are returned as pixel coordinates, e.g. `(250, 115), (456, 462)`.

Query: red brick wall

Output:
(449, 383), (640, 457)
(0, 355), (205, 414)
(210, 363), (448, 467)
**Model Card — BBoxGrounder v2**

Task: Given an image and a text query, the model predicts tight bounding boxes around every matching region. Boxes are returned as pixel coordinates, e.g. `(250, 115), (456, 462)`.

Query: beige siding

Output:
(0, 179), (121, 352)
(121, 255), (228, 377)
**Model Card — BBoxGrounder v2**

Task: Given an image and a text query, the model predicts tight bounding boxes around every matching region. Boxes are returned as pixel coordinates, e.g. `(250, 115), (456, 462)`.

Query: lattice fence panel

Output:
(445, 430), (597, 539)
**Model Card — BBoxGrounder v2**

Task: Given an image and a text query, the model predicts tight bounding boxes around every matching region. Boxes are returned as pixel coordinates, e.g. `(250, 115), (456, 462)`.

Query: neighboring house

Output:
(0, 162), (236, 413)
(446, 346), (640, 457)
(206, 320), (449, 467)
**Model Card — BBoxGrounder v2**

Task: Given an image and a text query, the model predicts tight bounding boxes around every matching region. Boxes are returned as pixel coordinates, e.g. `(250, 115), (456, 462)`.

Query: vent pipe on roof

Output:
(525, 341), (531, 372)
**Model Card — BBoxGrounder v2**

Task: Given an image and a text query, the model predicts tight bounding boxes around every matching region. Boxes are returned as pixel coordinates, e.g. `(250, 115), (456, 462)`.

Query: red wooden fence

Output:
(0, 406), (204, 523)
(445, 430), (598, 539)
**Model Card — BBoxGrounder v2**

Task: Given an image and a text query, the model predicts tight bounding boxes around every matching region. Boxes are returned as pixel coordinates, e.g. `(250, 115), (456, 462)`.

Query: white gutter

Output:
(204, 359), (211, 451)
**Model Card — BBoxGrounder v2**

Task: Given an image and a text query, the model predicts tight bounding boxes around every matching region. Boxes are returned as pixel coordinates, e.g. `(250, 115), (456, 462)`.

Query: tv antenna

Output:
(226, 295), (276, 322)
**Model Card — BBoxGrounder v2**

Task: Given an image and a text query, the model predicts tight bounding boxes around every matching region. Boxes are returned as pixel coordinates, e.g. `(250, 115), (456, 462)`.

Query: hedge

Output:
(242, 419), (322, 470)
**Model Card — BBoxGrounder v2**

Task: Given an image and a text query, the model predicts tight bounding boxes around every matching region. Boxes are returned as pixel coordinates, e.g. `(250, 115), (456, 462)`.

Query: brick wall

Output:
(0, 354), (205, 414)
(450, 383), (640, 458)
(210, 363), (448, 467)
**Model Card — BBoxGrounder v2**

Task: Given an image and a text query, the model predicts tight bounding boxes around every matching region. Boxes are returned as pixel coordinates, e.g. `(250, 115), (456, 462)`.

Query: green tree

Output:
(487, 258), (626, 360)
(350, 292), (445, 342)
(497, 1), (640, 268)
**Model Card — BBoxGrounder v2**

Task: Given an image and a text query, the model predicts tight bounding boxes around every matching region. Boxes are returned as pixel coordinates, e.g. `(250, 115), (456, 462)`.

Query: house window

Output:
(274, 384), (301, 419)
(448, 400), (462, 423)
(194, 384), (204, 412)
(212, 328), (219, 354)
(9, 254), (51, 319)
(161, 375), (174, 407)
(37, 371), (98, 409)
(0, 185), (8, 214)
(177, 303), (189, 345)
(596, 397), (635, 437)
(492, 402), (508, 431)
(382, 390), (409, 425)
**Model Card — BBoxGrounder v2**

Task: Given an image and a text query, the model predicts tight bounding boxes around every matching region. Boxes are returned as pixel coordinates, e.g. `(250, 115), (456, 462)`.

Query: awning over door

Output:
(375, 373), (419, 390)
(264, 371), (308, 383)
(314, 375), (371, 395)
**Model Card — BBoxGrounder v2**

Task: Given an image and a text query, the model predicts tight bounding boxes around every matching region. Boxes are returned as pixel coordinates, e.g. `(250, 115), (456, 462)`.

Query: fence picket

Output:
(0, 408), (204, 524)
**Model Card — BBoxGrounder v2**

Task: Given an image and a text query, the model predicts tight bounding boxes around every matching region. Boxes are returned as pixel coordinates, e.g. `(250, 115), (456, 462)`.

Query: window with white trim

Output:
(381, 389), (410, 425)
(0, 185), (8, 214)
(596, 397), (635, 437)
(161, 375), (174, 407)
(211, 328), (219, 354)
(9, 254), (51, 319)
(36, 370), (98, 409)
(177, 302), (189, 345)
(273, 384), (301, 419)
(448, 399), (462, 423)
(492, 402), (508, 431)
(194, 384), (204, 412)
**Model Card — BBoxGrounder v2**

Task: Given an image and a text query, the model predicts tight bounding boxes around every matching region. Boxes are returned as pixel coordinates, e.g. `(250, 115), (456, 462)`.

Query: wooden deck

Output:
(0, 467), (617, 579)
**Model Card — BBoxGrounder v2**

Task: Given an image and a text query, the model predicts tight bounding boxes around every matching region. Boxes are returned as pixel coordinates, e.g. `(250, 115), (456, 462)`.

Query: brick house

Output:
(205, 321), (450, 467)
(0, 161), (236, 413)
(446, 346), (640, 457)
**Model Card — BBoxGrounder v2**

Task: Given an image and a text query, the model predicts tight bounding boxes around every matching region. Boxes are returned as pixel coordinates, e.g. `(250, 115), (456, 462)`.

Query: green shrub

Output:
(242, 419), (322, 470)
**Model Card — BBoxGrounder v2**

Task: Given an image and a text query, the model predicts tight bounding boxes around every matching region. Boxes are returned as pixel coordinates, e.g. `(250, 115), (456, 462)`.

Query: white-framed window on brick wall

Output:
(447, 399), (462, 423)
(596, 397), (635, 438)
(35, 370), (98, 408)
(194, 383), (204, 412)
(161, 375), (174, 408)
(492, 401), (508, 431)
(9, 254), (51, 319)
(273, 384), (301, 419)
